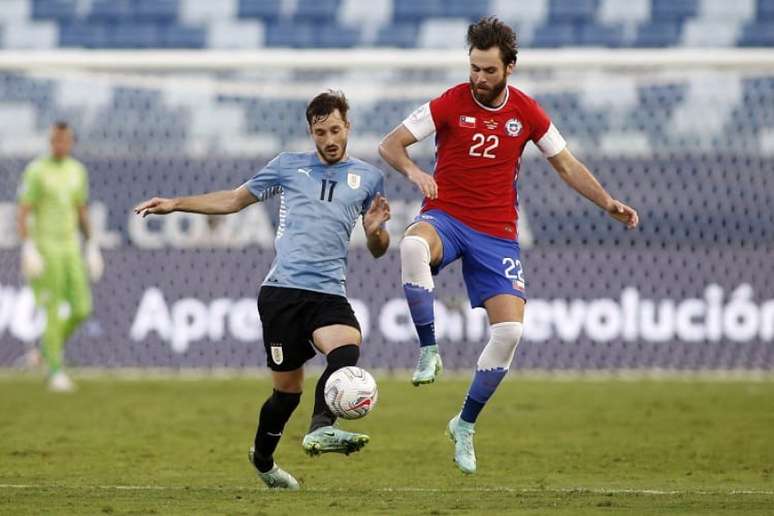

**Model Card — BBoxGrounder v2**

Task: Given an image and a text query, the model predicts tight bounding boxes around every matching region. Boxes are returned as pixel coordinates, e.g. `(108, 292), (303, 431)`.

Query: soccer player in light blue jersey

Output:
(134, 91), (390, 490)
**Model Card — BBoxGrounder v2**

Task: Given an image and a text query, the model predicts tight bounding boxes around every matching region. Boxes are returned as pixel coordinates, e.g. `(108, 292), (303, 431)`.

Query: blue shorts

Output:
(414, 209), (526, 308)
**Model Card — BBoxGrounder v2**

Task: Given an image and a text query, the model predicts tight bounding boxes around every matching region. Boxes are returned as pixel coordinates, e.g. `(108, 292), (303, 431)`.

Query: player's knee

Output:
(326, 343), (360, 368)
(269, 389), (302, 418)
(477, 322), (523, 370)
(400, 236), (433, 286)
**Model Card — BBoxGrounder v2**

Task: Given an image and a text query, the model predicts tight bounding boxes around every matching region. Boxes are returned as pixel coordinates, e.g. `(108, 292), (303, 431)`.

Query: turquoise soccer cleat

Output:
(446, 413), (476, 474)
(411, 345), (443, 386)
(248, 447), (300, 490)
(302, 426), (370, 456)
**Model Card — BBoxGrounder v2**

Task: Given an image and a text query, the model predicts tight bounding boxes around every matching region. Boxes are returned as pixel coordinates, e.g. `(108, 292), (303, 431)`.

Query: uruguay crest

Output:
(270, 344), (283, 365)
(505, 117), (522, 137)
(347, 172), (361, 189)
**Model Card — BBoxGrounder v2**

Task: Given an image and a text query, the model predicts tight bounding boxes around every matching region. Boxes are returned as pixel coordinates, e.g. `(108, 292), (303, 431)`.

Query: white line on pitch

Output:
(0, 484), (772, 495)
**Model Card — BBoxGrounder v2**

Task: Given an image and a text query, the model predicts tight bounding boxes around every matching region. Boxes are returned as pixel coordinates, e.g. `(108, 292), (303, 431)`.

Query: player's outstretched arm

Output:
(379, 125), (438, 200)
(548, 148), (639, 229)
(363, 195), (391, 258)
(134, 185), (258, 217)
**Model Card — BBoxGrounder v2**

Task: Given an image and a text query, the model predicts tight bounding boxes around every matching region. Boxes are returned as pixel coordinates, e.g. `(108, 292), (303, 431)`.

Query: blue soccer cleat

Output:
(411, 345), (443, 386)
(446, 413), (476, 474)
(302, 426), (369, 456)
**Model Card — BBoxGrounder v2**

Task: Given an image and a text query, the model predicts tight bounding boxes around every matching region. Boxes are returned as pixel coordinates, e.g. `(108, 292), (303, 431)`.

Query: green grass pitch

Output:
(1, 374), (773, 515)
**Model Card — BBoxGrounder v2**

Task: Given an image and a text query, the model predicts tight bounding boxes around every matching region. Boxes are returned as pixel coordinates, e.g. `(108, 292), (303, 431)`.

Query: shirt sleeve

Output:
(529, 100), (567, 158)
(361, 172), (385, 215)
(402, 102), (436, 141)
(244, 154), (284, 201)
(17, 163), (40, 205)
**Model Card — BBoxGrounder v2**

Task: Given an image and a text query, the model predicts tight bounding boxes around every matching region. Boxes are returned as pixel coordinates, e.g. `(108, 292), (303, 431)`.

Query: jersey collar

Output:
(469, 85), (510, 112)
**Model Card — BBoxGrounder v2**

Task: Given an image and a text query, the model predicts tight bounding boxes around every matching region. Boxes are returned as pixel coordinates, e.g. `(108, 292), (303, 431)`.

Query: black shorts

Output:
(257, 286), (361, 372)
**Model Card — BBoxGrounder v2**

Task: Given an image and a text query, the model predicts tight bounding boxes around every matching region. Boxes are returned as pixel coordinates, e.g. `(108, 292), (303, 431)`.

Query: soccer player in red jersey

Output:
(379, 17), (639, 474)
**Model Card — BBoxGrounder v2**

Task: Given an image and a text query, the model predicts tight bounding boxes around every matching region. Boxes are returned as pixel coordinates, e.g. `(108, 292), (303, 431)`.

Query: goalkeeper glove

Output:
(21, 240), (44, 279)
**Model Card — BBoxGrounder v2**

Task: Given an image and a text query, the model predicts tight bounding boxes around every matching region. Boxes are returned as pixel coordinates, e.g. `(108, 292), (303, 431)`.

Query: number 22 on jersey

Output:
(469, 133), (499, 159)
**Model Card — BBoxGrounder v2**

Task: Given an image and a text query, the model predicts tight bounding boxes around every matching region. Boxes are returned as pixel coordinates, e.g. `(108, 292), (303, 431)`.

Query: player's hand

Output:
(606, 199), (639, 229)
(364, 195), (391, 236)
(134, 197), (176, 217)
(407, 169), (438, 200)
(21, 240), (44, 279)
(85, 240), (104, 282)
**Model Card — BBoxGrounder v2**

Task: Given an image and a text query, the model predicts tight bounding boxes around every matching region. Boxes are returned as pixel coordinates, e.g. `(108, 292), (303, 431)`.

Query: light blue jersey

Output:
(245, 151), (384, 297)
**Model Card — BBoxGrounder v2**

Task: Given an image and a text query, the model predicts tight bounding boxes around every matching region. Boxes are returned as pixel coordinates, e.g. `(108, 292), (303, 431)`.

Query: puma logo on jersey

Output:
(297, 168), (312, 177)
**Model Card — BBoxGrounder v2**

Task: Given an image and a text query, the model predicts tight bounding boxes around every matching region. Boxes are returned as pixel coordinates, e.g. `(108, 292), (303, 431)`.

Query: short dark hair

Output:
(306, 90), (349, 126)
(52, 120), (70, 131)
(467, 16), (518, 66)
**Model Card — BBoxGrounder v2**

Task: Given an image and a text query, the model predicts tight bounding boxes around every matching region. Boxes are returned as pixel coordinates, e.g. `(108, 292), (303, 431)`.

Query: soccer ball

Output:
(324, 366), (378, 420)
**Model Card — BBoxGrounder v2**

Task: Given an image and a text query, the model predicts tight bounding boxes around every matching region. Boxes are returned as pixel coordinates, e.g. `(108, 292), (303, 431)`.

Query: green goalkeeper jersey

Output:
(17, 156), (88, 245)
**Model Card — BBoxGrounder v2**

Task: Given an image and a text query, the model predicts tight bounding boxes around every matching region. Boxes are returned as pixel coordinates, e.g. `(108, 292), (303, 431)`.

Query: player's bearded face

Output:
(469, 47), (512, 107)
(311, 109), (350, 164)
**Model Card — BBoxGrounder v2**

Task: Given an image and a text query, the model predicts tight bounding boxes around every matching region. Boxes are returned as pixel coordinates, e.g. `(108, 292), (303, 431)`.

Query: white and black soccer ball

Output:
(324, 366), (378, 420)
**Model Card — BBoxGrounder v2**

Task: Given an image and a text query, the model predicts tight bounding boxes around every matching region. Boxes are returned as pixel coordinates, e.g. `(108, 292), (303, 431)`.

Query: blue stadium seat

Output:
(106, 24), (161, 48)
(531, 23), (577, 47)
(89, 0), (134, 23)
(316, 25), (360, 48)
(59, 23), (109, 48)
(651, 0), (699, 21)
(548, 0), (600, 23)
(162, 26), (206, 48)
(440, 0), (489, 20)
(578, 23), (624, 47)
(758, 0), (774, 20)
(738, 22), (774, 45)
(393, 0), (443, 22)
(265, 22), (316, 47)
(238, 0), (282, 22)
(633, 21), (682, 47)
(375, 23), (420, 48)
(32, 0), (78, 22)
(133, 0), (179, 23)
(295, 0), (341, 23)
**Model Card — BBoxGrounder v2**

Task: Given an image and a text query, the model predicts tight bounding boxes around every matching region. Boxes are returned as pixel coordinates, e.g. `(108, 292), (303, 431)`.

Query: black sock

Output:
(252, 390), (301, 472)
(309, 344), (360, 432)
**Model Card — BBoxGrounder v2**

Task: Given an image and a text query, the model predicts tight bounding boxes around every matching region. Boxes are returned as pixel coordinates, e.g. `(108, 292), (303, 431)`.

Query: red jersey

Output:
(403, 83), (566, 240)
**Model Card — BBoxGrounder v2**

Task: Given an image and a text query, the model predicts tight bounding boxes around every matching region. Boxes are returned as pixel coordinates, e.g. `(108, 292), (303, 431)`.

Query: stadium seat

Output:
(316, 24), (360, 48)
(393, 0), (443, 22)
(738, 21), (774, 45)
(651, 0), (699, 21)
(294, 0), (341, 23)
(88, 0), (133, 23)
(2, 22), (58, 49)
(548, 0), (600, 23)
(699, 0), (755, 21)
(375, 23), (420, 48)
(238, 0), (282, 22)
(531, 23), (577, 47)
(32, 0), (78, 22)
(578, 23), (624, 47)
(0, 0), (30, 24)
(265, 22), (316, 47)
(633, 21), (683, 47)
(133, 0), (179, 23)
(107, 23), (160, 48)
(682, 19), (742, 47)
(439, 0), (489, 20)
(59, 23), (109, 48)
(759, 0), (774, 20)
(598, 0), (650, 24)
(162, 25), (206, 49)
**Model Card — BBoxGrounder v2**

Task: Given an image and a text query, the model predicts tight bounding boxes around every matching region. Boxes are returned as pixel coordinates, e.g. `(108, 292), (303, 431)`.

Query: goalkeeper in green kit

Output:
(16, 122), (104, 392)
